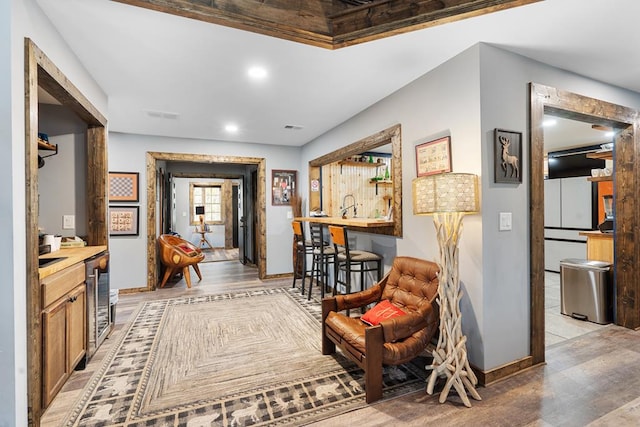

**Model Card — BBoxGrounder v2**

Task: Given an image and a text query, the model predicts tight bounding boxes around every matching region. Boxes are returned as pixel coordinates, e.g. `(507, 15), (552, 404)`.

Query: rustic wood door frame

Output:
(25, 38), (108, 426)
(145, 152), (266, 290)
(529, 83), (639, 365)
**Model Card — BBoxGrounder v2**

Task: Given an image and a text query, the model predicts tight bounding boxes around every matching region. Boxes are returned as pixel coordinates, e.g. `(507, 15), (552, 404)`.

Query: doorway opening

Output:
(145, 152), (267, 291)
(529, 83), (640, 366)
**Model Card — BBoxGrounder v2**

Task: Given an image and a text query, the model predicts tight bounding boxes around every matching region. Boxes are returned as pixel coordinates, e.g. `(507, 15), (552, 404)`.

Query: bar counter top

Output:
(295, 216), (393, 228)
(39, 245), (108, 279)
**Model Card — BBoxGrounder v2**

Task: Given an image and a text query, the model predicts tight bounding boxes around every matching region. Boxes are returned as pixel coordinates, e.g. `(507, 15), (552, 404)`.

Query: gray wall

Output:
(477, 43), (640, 369)
(38, 104), (88, 238)
(3, 1), (108, 424)
(108, 131), (301, 289)
(301, 43), (640, 372)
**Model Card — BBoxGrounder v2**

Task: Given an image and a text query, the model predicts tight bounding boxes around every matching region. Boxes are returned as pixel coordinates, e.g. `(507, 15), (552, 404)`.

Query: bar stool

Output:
(328, 225), (383, 297)
(291, 221), (314, 295)
(307, 223), (338, 300)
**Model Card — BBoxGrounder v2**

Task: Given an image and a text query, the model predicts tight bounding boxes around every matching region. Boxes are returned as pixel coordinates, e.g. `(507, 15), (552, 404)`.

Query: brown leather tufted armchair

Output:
(158, 234), (205, 288)
(321, 256), (440, 403)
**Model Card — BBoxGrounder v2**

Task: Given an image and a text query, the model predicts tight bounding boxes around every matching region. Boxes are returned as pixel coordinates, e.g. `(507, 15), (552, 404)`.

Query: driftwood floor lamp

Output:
(412, 172), (481, 407)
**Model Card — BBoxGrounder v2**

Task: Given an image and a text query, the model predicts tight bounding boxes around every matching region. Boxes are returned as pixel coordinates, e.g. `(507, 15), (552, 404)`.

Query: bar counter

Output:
(295, 216), (393, 228)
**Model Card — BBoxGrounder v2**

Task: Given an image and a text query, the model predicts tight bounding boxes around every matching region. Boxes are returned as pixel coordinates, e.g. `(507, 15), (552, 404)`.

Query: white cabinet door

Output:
(544, 179), (561, 227)
(561, 177), (593, 229)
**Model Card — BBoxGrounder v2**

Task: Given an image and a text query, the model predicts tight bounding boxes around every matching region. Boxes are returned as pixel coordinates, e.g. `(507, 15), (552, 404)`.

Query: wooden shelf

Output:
(369, 179), (392, 184)
(38, 139), (57, 151)
(586, 150), (612, 160)
(338, 160), (381, 167)
(588, 176), (612, 182)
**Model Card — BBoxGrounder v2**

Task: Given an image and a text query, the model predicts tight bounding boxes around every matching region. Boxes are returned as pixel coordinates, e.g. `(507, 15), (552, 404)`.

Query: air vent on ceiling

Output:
(284, 124), (304, 130)
(144, 109), (180, 120)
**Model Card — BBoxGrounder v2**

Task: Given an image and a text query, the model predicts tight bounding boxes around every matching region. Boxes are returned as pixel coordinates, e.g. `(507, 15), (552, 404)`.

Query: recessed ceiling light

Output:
(225, 123), (238, 133)
(542, 119), (557, 127)
(248, 66), (267, 80)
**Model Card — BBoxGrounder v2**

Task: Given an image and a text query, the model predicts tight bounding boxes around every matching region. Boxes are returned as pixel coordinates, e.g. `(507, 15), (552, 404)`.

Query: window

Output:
(190, 183), (222, 224)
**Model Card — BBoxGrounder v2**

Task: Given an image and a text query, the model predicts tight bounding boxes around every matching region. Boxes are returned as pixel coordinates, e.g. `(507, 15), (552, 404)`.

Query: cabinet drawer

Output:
(42, 262), (85, 307)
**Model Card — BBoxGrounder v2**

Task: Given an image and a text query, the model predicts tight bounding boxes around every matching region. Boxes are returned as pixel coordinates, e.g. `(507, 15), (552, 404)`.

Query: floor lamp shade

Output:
(412, 173), (479, 215)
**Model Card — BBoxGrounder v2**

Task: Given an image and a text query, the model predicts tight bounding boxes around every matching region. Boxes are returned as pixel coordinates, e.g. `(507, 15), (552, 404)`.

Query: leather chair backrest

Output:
(381, 256), (439, 313)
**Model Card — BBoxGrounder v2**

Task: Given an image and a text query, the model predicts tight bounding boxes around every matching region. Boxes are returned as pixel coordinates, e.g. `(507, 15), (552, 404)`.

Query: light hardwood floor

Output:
(42, 262), (640, 426)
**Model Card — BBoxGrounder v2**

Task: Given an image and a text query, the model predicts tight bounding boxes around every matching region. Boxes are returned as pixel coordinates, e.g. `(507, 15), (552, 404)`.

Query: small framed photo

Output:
(415, 136), (452, 177)
(109, 205), (139, 236)
(108, 171), (139, 202)
(494, 129), (522, 184)
(272, 170), (297, 205)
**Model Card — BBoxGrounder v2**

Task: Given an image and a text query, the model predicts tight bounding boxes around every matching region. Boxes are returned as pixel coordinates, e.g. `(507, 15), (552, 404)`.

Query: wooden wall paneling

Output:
(308, 124), (402, 237)
(86, 127), (108, 246)
(529, 84), (546, 365)
(223, 180), (233, 249)
(25, 38), (108, 426)
(146, 153), (267, 284)
(114, 0), (539, 49)
(25, 38), (43, 427)
(529, 82), (640, 373)
(309, 165), (321, 212)
(614, 126), (639, 328)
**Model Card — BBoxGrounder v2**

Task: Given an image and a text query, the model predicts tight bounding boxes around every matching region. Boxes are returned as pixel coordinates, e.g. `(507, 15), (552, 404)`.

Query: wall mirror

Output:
(308, 124), (402, 237)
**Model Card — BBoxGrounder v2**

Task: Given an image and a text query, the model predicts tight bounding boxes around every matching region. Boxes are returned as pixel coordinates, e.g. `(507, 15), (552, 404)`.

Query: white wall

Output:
(3, 1), (108, 424)
(108, 132), (301, 290)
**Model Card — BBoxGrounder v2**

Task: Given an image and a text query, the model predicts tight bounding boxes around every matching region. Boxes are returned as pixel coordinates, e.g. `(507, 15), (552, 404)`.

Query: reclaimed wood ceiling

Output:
(113, 0), (541, 49)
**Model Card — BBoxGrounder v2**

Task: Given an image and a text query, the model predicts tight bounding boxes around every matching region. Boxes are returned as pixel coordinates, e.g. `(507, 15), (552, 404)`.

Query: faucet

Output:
(341, 194), (357, 218)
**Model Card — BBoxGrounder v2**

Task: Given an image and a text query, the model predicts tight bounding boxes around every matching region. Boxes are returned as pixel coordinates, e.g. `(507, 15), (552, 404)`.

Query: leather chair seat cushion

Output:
(325, 311), (433, 365)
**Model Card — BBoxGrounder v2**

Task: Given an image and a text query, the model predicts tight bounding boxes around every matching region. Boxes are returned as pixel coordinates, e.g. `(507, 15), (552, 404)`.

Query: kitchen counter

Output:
(578, 231), (613, 264)
(39, 245), (108, 279)
(295, 216), (393, 228)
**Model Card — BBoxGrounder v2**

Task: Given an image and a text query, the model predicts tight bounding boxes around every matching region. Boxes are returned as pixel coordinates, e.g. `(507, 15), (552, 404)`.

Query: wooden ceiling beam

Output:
(113, 0), (542, 49)
(330, 0), (543, 47)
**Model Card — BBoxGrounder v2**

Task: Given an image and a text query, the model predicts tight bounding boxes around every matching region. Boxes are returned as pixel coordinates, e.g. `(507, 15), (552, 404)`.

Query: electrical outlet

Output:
(287, 211), (293, 219)
(63, 215), (75, 229)
(499, 212), (512, 231)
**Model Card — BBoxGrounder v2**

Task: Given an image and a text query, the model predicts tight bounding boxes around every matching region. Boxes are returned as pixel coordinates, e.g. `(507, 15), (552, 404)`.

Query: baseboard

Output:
(472, 355), (536, 386)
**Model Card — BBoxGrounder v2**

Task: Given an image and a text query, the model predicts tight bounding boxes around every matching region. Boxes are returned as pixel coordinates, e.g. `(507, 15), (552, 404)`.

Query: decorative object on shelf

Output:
(494, 129), (522, 184)
(37, 132), (58, 167)
(108, 205), (139, 236)
(412, 172), (481, 408)
(415, 136), (452, 177)
(272, 169), (297, 206)
(108, 171), (139, 202)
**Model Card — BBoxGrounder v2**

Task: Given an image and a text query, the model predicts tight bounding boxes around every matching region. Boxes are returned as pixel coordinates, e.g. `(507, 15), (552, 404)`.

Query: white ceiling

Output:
(36, 0), (640, 147)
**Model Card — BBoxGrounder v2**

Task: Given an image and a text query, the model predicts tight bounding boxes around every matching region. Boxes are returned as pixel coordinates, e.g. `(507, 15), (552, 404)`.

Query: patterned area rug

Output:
(63, 288), (427, 426)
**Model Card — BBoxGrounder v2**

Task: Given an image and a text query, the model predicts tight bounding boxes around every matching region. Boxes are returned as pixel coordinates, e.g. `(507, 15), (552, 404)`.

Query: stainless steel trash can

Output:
(560, 258), (612, 324)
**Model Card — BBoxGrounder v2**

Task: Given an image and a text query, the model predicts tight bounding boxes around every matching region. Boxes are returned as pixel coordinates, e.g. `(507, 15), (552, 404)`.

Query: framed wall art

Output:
(109, 205), (139, 236)
(415, 136), (452, 177)
(108, 171), (139, 202)
(494, 128), (522, 184)
(272, 170), (297, 205)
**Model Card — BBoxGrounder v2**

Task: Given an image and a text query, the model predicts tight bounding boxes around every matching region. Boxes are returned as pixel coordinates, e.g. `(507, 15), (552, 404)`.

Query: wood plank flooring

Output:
(41, 261), (640, 426)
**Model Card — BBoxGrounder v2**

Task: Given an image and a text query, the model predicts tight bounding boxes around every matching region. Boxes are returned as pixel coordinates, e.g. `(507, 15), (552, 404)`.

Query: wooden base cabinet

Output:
(41, 263), (87, 408)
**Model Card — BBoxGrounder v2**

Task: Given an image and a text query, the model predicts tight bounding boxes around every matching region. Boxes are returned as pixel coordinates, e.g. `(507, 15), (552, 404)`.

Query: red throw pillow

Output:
(176, 243), (197, 256)
(361, 300), (406, 326)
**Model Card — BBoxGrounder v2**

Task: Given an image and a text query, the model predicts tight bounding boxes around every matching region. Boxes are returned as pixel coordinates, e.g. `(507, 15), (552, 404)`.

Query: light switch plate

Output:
(286, 211), (293, 219)
(63, 215), (75, 229)
(499, 212), (512, 231)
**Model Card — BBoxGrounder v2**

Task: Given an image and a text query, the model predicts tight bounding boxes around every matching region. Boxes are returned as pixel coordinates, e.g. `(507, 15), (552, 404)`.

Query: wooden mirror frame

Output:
(529, 83), (639, 367)
(308, 124), (402, 237)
